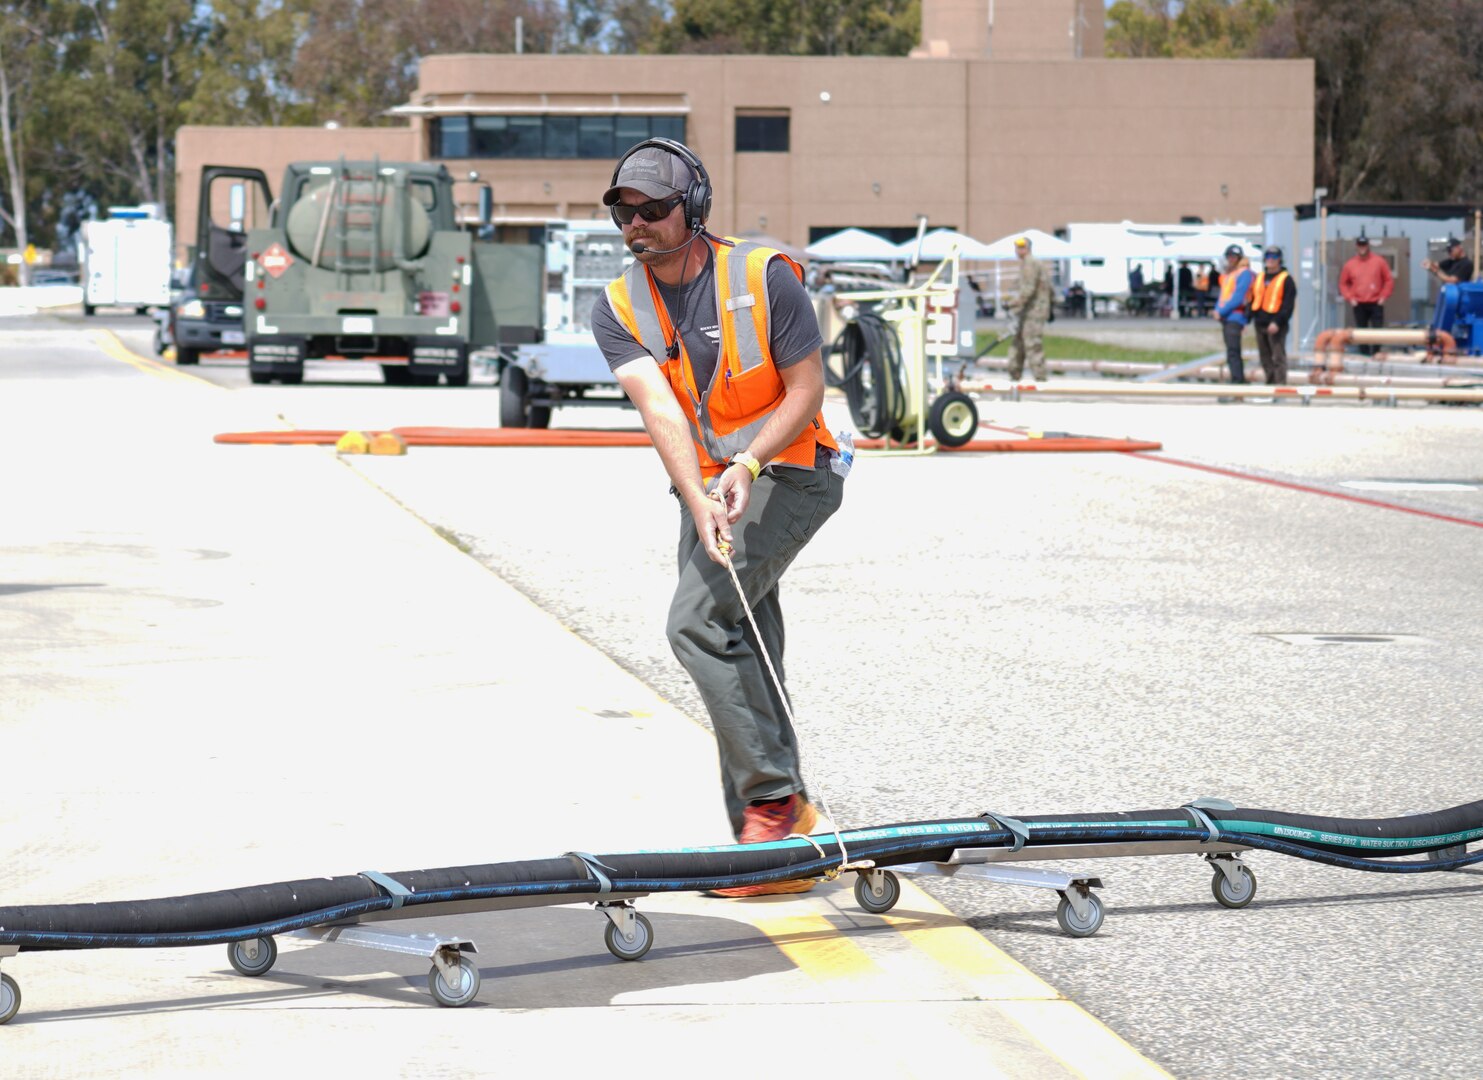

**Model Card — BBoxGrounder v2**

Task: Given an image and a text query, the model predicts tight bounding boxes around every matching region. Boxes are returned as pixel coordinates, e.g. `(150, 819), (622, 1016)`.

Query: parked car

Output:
(153, 264), (245, 364)
(30, 268), (78, 286)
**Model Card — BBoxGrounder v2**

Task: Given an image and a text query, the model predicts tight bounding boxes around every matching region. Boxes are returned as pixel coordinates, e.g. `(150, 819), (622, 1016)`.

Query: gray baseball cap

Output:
(602, 146), (691, 205)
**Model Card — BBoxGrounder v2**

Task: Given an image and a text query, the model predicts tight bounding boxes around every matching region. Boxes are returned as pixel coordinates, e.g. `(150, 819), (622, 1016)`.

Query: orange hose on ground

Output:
(214, 427), (1161, 452)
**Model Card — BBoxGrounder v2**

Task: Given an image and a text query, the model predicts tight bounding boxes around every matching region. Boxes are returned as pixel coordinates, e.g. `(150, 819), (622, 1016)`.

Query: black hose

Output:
(831, 313), (905, 438)
(4, 801), (1479, 951)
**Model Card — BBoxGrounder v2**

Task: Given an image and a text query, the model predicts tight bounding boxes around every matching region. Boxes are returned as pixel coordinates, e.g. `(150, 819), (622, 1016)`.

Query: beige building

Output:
(175, 0), (1313, 256)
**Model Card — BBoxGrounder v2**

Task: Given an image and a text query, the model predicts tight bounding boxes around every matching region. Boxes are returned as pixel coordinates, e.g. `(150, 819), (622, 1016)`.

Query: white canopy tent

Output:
(1160, 234), (1263, 317)
(805, 227), (903, 262)
(893, 229), (999, 262)
(979, 228), (1083, 260)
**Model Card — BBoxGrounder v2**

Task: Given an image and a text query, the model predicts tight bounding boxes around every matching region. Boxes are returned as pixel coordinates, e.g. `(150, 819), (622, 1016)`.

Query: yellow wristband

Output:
(731, 452), (762, 481)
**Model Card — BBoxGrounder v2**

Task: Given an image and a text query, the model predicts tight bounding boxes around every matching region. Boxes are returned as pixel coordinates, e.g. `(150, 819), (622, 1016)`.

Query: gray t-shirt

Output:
(590, 247), (823, 395)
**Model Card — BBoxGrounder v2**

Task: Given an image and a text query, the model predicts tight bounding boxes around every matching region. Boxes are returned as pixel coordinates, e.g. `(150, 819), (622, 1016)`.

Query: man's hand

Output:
(714, 463), (753, 524)
(690, 491), (734, 565)
(1267, 323), (1279, 336)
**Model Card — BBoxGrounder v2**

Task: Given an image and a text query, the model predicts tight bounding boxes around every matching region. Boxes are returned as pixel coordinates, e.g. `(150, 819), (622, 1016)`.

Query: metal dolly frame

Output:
(222, 890), (656, 1009)
(851, 840), (1259, 938)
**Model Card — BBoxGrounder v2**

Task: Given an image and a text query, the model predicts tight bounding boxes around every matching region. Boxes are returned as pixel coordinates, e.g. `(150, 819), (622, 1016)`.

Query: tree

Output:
(290, 0), (566, 127)
(41, 0), (208, 217)
(185, 0), (316, 127)
(0, 5), (50, 282)
(653, 0), (919, 56)
(1255, 0), (1483, 201)
(1105, 0), (1279, 59)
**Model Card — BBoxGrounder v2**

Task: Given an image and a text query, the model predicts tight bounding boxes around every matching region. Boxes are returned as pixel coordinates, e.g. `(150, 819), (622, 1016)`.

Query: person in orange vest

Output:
(1249, 246), (1296, 386)
(589, 139), (846, 891)
(1212, 244), (1255, 384)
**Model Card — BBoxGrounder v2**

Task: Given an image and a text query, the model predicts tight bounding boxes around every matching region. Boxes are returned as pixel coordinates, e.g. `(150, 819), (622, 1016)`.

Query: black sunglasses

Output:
(611, 193), (685, 226)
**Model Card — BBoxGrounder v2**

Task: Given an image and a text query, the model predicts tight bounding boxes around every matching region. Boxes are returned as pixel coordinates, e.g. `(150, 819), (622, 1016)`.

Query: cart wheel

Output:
(603, 912), (654, 961)
(444, 364), (470, 387)
(528, 379), (553, 429)
(248, 368), (272, 385)
(0, 972), (20, 1025)
(227, 936), (278, 977)
(176, 346), (200, 366)
(928, 391), (979, 448)
(1211, 863), (1257, 909)
(854, 870), (901, 915)
(1055, 891), (1104, 938)
(500, 364), (532, 427)
(428, 954), (481, 1008)
(382, 364), (412, 386)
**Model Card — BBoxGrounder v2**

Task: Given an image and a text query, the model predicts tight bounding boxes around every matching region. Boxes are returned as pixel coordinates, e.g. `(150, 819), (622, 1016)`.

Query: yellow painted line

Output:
(750, 911), (880, 982)
(92, 330), (217, 387)
(884, 879), (1171, 1078)
(998, 1001), (1174, 1080)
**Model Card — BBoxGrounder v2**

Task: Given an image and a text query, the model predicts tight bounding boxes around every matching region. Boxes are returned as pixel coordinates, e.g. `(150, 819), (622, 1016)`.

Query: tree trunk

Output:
(0, 38), (30, 287)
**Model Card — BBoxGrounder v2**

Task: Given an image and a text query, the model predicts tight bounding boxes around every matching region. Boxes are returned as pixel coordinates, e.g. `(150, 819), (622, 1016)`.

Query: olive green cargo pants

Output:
(669, 465), (844, 838)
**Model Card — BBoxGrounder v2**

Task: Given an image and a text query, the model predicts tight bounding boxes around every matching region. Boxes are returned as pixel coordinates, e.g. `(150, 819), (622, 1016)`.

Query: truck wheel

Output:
(500, 365), (532, 427)
(176, 347), (200, 366)
(382, 365), (412, 386)
(83, 303), (95, 317)
(529, 381), (553, 429)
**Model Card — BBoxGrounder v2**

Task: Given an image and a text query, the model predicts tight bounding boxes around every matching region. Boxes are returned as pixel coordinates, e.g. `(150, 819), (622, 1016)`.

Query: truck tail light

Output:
(255, 297), (266, 310)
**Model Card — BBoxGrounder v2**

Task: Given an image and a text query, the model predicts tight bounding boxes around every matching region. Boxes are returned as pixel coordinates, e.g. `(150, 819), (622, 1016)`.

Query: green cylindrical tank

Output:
(285, 175), (432, 272)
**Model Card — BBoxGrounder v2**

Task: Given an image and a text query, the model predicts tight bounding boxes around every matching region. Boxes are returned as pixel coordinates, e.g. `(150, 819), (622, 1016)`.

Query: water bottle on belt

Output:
(830, 430), (855, 480)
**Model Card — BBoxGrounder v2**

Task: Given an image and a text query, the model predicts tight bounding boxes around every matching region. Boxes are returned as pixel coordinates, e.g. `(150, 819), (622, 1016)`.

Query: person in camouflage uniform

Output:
(1008, 236), (1053, 381)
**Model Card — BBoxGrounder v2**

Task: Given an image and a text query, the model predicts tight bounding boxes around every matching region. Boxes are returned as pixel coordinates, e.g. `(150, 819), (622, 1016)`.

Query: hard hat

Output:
(1223, 244), (1243, 259)
(1263, 245), (1283, 260)
(1014, 236), (1029, 248)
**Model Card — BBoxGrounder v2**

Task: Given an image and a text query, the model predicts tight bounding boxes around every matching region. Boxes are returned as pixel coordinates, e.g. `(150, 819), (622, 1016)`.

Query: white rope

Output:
(716, 527), (854, 878)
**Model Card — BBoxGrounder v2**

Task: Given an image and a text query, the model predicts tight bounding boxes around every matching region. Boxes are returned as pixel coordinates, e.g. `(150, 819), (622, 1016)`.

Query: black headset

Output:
(609, 137), (712, 234)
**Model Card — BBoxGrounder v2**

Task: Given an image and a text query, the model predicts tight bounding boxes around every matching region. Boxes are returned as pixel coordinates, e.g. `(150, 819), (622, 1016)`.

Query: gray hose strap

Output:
(565, 851), (616, 894)
(1181, 802), (1229, 844)
(359, 870), (413, 909)
(982, 811), (1031, 853)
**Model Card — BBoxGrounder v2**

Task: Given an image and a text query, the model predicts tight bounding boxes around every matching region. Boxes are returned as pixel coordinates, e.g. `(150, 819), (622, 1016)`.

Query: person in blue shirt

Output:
(1212, 244), (1255, 384)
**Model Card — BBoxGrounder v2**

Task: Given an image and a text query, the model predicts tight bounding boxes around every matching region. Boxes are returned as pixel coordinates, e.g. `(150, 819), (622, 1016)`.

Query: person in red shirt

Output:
(1338, 235), (1394, 356)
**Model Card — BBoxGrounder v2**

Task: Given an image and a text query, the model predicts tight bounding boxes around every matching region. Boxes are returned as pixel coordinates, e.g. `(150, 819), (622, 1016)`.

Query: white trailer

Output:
(499, 219), (631, 428)
(80, 205), (172, 316)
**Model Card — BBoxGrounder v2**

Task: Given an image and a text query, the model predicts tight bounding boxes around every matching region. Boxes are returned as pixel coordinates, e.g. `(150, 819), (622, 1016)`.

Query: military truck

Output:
(194, 159), (541, 385)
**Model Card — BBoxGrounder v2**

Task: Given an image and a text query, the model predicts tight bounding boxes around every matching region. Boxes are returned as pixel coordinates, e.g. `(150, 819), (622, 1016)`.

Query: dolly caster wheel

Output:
(0, 972), (20, 1025)
(227, 936), (278, 977)
(854, 870), (901, 915)
(1055, 891), (1105, 938)
(1211, 863), (1257, 909)
(428, 953), (481, 1008)
(603, 912), (653, 961)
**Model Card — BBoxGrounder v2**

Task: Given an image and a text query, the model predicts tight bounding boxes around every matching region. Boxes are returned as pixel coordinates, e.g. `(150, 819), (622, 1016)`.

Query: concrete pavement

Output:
(0, 323), (1166, 1077)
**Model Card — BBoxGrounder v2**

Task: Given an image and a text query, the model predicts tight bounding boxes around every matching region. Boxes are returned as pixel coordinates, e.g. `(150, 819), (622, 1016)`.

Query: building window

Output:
(431, 114), (687, 159)
(436, 116), (470, 159)
(736, 113), (789, 153)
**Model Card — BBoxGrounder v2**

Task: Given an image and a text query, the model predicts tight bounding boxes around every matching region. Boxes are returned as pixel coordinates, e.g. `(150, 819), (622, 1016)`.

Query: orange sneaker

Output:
(708, 796), (821, 898)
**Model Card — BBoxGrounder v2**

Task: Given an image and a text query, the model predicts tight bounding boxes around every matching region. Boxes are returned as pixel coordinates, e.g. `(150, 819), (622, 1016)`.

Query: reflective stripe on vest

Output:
(1249, 270), (1289, 315)
(1218, 268), (1252, 308)
(605, 236), (836, 479)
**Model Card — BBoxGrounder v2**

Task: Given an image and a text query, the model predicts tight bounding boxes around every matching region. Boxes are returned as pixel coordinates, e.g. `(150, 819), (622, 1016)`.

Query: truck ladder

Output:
(333, 154), (385, 290)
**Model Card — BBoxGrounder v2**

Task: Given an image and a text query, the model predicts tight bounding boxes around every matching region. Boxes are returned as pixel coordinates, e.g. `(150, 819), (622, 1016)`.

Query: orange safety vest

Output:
(1218, 268), (1253, 309)
(605, 236), (837, 482)
(1248, 270), (1290, 314)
